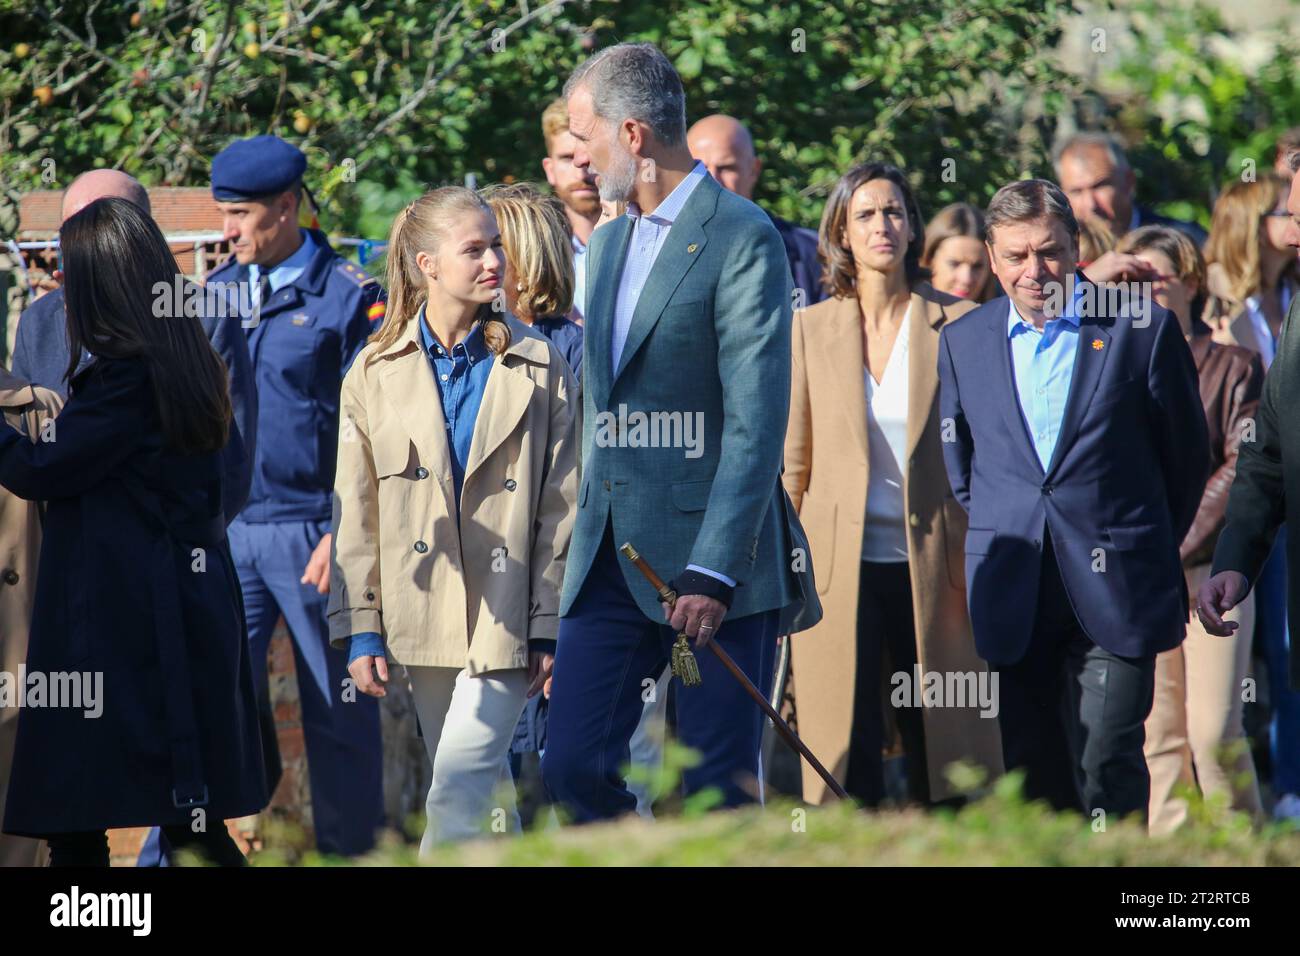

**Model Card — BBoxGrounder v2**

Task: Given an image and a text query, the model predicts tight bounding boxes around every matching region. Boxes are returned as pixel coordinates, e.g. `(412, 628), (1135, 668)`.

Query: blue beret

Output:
(211, 135), (307, 201)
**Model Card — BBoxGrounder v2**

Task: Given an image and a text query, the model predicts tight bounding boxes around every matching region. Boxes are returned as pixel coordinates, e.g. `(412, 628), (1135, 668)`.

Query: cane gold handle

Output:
(620, 542), (701, 688)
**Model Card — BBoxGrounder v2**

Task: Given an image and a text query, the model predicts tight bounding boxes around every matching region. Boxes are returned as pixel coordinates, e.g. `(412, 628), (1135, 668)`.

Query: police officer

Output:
(208, 135), (385, 856)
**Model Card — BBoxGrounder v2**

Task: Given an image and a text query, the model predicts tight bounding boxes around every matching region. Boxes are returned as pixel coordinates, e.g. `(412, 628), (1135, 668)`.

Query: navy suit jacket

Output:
(937, 276), (1209, 665)
(768, 212), (826, 307)
(12, 285), (258, 523)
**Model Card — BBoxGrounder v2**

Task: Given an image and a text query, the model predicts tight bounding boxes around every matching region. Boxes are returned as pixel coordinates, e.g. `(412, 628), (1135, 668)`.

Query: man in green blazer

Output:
(540, 42), (819, 822)
(1199, 154), (1300, 696)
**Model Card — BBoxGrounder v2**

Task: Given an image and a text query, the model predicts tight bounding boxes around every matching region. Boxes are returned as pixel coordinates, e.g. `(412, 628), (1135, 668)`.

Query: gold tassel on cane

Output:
(671, 633), (702, 687)
(619, 542), (703, 688)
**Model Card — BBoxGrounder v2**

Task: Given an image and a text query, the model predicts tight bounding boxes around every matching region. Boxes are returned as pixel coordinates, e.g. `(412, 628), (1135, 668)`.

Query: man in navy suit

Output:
(937, 179), (1209, 820)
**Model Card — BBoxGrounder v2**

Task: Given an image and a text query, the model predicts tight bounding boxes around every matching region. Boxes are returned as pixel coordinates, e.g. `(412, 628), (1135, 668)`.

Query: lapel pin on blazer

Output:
(687, 243), (698, 254)
(1091, 338), (1104, 350)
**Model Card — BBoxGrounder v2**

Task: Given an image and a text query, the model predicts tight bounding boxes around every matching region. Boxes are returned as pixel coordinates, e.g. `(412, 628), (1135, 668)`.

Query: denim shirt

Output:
(349, 309), (494, 663)
(417, 309), (494, 507)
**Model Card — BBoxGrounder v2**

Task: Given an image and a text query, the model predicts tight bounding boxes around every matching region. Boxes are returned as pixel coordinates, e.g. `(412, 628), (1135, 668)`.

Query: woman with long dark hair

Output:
(0, 197), (266, 866)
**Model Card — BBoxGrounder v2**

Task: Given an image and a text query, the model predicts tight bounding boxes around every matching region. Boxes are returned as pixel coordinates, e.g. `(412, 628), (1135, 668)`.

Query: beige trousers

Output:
(1144, 563), (1262, 835)
(407, 666), (529, 852)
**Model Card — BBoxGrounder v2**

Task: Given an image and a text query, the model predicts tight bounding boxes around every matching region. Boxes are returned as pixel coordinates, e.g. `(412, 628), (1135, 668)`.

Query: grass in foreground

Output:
(232, 769), (1300, 867)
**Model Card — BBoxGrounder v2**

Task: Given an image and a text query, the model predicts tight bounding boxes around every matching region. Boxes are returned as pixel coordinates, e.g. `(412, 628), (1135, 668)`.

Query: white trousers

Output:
(627, 665), (672, 816)
(407, 665), (529, 852)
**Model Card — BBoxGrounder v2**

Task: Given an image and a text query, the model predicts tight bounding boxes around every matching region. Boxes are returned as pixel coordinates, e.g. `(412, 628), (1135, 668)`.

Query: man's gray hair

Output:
(563, 42), (687, 148)
(985, 178), (1080, 244)
(1052, 131), (1130, 175)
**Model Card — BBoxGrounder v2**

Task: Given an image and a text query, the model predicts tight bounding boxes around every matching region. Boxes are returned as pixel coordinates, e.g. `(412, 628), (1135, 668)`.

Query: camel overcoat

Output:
(783, 283), (1004, 803)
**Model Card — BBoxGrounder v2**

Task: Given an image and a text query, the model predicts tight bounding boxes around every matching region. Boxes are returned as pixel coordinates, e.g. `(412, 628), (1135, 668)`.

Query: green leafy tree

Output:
(1090, 0), (1300, 227)
(1, 0), (1086, 243)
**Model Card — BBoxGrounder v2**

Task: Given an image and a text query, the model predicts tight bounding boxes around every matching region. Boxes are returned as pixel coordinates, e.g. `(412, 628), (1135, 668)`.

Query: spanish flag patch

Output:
(368, 301), (386, 323)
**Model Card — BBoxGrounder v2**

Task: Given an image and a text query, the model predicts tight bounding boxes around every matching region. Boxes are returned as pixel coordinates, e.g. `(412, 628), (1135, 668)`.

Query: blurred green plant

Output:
(1095, 0), (1300, 228)
(222, 768), (1300, 866)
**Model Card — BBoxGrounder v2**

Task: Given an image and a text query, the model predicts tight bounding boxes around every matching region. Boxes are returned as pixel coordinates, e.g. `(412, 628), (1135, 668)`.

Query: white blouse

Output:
(862, 304), (911, 563)
(1244, 283), (1293, 371)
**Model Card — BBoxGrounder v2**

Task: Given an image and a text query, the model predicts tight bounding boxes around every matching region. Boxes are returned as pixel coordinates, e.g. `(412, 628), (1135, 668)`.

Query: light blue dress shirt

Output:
(249, 228), (317, 306)
(1007, 283), (1083, 471)
(611, 159), (708, 371)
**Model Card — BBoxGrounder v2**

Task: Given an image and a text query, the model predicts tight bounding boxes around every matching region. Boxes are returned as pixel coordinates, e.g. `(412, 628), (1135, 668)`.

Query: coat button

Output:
(1, 569), (17, 586)
(365, 590), (375, 601)
(1042, 483), (1054, 496)
(413, 540), (428, 554)
(909, 513), (919, 527)
(415, 466), (429, 479)
(504, 478), (517, 491)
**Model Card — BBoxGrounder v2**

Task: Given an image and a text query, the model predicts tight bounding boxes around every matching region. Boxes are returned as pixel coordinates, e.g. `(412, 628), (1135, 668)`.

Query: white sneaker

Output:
(1273, 793), (1300, 821)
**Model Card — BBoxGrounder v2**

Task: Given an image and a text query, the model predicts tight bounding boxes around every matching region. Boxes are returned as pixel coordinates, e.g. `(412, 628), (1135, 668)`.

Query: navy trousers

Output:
(542, 524), (777, 822)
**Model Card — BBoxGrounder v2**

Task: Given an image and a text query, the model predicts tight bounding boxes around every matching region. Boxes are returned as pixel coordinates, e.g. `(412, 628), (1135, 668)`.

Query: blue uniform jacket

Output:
(205, 229), (383, 523)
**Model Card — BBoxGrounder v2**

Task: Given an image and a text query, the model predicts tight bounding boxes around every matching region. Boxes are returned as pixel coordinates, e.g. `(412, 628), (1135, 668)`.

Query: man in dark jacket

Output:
(1053, 132), (1208, 247)
(206, 135), (385, 856)
(688, 114), (825, 307)
(939, 178), (1209, 820)
(1199, 156), (1300, 691)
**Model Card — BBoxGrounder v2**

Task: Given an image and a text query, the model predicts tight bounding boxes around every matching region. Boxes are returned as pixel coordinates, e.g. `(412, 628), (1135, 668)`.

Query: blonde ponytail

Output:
(370, 187), (513, 362)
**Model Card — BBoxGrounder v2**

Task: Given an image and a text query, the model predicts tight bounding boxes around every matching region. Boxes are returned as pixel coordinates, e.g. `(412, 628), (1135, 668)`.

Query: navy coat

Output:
(769, 211), (826, 307)
(938, 275), (1210, 666)
(0, 358), (267, 836)
(12, 285), (258, 523)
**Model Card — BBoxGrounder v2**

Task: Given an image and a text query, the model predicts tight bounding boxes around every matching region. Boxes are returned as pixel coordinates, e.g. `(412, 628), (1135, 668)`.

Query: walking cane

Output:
(619, 542), (850, 801)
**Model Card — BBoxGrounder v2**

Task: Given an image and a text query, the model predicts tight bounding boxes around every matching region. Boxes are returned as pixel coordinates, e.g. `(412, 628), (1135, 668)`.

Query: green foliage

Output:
(232, 769), (1300, 866)
(204, 740), (1300, 867)
(1098, 0), (1300, 227)
(0, 0), (1081, 240)
(1, 1), (1295, 243)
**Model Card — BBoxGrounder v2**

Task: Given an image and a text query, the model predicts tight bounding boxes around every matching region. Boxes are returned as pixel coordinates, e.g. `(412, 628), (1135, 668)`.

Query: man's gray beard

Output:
(598, 146), (638, 203)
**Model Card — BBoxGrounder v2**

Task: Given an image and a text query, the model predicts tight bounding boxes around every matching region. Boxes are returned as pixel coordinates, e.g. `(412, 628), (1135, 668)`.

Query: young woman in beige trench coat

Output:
(328, 186), (577, 851)
(783, 163), (1003, 806)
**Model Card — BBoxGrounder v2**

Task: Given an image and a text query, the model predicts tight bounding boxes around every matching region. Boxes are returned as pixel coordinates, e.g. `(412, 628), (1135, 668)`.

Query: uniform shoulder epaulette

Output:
(335, 258), (379, 288)
(206, 255), (239, 281)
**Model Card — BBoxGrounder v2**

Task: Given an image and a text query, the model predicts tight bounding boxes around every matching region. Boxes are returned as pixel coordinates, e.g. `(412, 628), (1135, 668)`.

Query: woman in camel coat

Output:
(784, 163), (1003, 805)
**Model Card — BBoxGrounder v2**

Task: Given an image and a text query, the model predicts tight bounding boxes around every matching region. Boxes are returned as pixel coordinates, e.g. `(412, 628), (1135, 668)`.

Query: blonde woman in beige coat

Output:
(328, 186), (577, 850)
(783, 163), (1003, 806)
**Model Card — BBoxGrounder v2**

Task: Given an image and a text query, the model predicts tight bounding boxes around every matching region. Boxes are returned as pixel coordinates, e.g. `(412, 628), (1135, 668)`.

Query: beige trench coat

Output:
(783, 283), (1004, 803)
(328, 314), (577, 672)
(0, 368), (62, 866)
